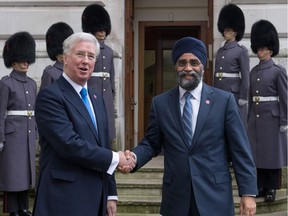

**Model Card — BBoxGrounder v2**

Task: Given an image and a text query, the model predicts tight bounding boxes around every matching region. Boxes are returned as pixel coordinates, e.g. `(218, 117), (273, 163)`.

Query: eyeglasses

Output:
(74, 51), (96, 61)
(176, 59), (201, 67)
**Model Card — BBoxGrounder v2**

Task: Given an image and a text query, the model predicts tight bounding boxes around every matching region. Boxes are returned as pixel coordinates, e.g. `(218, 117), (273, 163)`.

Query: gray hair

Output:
(63, 32), (100, 56)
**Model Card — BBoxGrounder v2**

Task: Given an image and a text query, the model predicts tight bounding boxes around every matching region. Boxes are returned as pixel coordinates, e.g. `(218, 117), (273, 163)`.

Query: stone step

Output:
(116, 168), (164, 180)
(115, 156), (287, 215)
(116, 189), (287, 215)
(257, 210), (288, 216)
(234, 189), (287, 214)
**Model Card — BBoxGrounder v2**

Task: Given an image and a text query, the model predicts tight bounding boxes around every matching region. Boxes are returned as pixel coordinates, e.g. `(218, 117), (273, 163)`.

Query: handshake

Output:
(117, 150), (136, 174)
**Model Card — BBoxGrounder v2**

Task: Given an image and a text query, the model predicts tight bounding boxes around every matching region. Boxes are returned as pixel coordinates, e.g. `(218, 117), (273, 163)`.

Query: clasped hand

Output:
(117, 150), (136, 174)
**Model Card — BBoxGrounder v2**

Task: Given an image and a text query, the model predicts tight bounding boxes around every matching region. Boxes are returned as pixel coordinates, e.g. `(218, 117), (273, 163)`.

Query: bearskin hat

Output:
(3, 31), (36, 68)
(217, 4), (245, 41)
(250, 19), (279, 57)
(46, 22), (74, 61)
(81, 4), (111, 36)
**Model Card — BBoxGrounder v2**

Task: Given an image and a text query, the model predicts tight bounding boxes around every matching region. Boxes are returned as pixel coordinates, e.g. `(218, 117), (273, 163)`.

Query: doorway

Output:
(138, 21), (208, 140)
(124, 0), (214, 149)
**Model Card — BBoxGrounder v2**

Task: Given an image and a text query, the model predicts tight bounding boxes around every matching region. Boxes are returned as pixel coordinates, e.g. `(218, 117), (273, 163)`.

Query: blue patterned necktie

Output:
(80, 87), (97, 130)
(183, 92), (193, 145)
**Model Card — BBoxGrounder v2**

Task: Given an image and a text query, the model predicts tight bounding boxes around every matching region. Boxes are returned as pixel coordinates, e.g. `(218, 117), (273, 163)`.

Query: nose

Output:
(183, 63), (193, 70)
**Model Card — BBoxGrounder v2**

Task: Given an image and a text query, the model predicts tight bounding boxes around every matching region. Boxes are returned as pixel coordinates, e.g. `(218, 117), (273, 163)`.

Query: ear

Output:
(63, 54), (68, 64)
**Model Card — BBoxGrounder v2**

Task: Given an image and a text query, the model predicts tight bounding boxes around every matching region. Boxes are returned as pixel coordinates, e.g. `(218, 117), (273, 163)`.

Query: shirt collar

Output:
(179, 81), (203, 101)
(62, 73), (88, 95)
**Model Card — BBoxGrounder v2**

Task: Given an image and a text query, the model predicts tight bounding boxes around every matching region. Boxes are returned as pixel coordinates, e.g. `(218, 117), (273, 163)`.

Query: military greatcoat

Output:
(247, 58), (287, 169)
(39, 60), (63, 91)
(88, 40), (116, 139)
(0, 70), (37, 191)
(214, 41), (249, 128)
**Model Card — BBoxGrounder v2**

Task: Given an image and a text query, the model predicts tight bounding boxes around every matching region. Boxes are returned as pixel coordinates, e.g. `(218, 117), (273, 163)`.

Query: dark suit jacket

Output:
(133, 83), (257, 216)
(33, 75), (116, 216)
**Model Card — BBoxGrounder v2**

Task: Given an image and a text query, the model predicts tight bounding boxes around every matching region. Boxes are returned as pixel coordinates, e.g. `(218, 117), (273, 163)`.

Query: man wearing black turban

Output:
(121, 37), (257, 216)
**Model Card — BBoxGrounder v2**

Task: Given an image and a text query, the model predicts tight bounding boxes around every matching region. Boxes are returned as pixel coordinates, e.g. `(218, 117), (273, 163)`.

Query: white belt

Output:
(91, 72), (110, 78)
(252, 96), (279, 102)
(215, 72), (240, 78)
(6, 110), (34, 117)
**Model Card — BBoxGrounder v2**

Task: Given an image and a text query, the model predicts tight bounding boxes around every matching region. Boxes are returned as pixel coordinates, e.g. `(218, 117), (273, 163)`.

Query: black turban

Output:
(172, 37), (207, 66)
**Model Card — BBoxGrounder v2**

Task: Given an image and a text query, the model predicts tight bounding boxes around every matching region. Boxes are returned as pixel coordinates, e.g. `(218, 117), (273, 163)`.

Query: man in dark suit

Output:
(33, 32), (135, 216)
(122, 37), (257, 216)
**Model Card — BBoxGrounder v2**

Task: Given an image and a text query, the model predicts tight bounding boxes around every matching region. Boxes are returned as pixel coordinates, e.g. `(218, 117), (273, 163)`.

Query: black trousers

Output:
(3, 190), (29, 213)
(257, 168), (282, 190)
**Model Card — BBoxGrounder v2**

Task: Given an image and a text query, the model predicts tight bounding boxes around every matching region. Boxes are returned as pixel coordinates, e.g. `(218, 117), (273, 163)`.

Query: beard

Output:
(177, 70), (203, 91)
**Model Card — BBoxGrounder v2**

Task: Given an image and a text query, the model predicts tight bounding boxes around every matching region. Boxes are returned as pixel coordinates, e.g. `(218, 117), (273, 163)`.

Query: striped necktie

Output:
(183, 92), (193, 145)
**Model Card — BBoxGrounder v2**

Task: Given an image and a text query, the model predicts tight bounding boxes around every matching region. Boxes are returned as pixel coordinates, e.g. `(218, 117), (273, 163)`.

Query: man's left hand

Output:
(106, 200), (117, 216)
(239, 196), (256, 216)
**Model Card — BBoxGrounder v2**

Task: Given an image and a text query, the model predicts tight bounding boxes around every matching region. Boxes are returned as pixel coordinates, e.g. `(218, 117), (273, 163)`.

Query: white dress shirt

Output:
(179, 81), (203, 136)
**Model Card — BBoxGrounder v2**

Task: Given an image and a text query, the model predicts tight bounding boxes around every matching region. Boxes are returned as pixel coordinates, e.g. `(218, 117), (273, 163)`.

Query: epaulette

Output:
(274, 62), (285, 70)
(237, 42), (247, 50)
(237, 42), (243, 47)
(1, 75), (10, 80)
(44, 65), (54, 72)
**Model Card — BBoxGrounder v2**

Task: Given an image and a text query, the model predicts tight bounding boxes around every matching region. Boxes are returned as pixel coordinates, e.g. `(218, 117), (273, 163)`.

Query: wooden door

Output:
(125, 0), (214, 146)
(124, 0), (135, 149)
(138, 21), (208, 140)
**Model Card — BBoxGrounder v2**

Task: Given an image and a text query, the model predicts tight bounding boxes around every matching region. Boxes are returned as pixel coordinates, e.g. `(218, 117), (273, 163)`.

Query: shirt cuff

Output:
(108, 195), (118, 201)
(242, 194), (256, 197)
(107, 151), (119, 175)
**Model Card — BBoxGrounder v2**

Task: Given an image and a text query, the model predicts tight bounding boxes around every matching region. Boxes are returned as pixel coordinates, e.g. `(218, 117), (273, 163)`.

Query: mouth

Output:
(180, 73), (195, 80)
(79, 67), (89, 73)
(184, 74), (194, 80)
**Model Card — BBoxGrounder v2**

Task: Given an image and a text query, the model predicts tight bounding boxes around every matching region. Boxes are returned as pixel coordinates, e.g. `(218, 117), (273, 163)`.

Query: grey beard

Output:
(177, 70), (203, 91)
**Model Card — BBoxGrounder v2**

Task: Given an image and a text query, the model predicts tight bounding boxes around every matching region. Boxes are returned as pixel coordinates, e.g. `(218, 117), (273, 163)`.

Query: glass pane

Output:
(162, 50), (176, 92)
(144, 50), (156, 97)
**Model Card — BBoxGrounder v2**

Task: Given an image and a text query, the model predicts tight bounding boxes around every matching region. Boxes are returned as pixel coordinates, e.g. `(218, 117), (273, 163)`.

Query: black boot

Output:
(18, 209), (32, 216)
(256, 188), (266, 198)
(264, 189), (276, 202)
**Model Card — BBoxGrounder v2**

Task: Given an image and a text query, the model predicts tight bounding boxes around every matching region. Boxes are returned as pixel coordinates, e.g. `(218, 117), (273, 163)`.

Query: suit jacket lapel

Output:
(191, 83), (214, 148)
(168, 87), (190, 148)
(58, 76), (100, 143)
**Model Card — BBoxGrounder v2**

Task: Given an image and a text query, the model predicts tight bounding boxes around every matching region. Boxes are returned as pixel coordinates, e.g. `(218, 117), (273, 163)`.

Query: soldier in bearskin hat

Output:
(81, 4), (116, 143)
(0, 31), (37, 216)
(247, 20), (287, 202)
(214, 4), (249, 129)
(40, 22), (74, 90)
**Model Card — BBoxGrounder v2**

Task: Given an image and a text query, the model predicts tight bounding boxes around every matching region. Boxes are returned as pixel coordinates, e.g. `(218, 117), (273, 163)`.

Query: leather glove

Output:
(238, 99), (248, 106)
(280, 125), (288, 132)
(0, 142), (4, 152)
